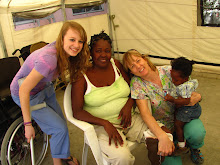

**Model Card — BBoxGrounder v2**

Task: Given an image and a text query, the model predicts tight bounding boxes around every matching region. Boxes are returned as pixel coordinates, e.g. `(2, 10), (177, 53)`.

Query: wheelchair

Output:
(0, 116), (48, 165)
(0, 43), (49, 165)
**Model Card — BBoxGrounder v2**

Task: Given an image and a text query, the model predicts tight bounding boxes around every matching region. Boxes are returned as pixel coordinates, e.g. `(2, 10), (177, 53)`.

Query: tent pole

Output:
(107, 0), (119, 58)
(107, 0), (114, 51)
(0, 23), (8, 58)
(61, 0), (67, 21)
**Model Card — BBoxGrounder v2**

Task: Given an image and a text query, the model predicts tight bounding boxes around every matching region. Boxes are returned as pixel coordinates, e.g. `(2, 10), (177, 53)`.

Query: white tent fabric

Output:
(0, 0), (220, 74)
(0, 0), (108, 60)
(110, 0), (220, 74)
(0, 0), (106, 12)
(0, 0), (107, 18)
(0, 0), (61, 17)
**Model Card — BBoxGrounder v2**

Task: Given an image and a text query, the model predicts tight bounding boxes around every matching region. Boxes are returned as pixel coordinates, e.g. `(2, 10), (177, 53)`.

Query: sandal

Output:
(61, 156), (80, 165)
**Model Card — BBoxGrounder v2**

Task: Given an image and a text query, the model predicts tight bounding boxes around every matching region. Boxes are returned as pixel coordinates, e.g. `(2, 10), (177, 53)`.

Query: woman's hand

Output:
(157, 134), (175, 156)
(118, 107), (132, 129)
(24, 125), (35, 143)
(103, 121), (124, 148)
(187, 92), (201, 106)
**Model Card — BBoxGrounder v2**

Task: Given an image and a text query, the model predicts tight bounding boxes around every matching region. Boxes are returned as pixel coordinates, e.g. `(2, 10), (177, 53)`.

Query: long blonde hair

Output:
(56, 21), (91, 83)
(123, 49), (156, 74)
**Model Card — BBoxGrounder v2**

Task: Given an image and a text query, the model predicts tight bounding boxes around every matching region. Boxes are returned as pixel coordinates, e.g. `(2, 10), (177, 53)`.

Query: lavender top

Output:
(10, 41), (58, 96)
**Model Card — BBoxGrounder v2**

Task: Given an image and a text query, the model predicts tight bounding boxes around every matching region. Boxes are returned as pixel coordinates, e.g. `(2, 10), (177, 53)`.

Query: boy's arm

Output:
(165, 94), (190, 106)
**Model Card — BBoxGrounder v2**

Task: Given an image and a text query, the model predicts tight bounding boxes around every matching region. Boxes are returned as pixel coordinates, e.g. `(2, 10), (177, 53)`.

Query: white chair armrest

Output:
(63, 83), (104, 165)
(63, 83), (93, 130)
(66, 115), (94, 131)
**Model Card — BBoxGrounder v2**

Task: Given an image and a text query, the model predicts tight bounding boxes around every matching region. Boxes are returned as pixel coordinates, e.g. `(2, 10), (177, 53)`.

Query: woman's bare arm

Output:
(19, 69), (44, 142)
(136, 99), (174, 156)
(114, 59), (135, 128)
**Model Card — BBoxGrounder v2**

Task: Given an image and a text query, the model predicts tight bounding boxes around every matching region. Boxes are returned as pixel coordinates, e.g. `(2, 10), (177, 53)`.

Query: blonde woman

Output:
(123, 49), (205, 165)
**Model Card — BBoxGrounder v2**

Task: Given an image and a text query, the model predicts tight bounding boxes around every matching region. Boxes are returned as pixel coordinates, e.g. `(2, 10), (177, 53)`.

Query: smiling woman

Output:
(55, 21), (91, 82)
(10, 21), (90, 165)
(122, 49), (206, 165)
(71, 31), (152, 165)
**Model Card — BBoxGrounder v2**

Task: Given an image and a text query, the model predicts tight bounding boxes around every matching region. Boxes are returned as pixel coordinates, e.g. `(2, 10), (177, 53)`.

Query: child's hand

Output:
(164, 94), (174, 102)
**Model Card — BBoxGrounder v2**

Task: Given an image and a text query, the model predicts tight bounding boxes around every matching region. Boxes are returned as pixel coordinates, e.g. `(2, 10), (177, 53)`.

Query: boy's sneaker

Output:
(190, 148), (204, 164)
(173, 145), (189, 156)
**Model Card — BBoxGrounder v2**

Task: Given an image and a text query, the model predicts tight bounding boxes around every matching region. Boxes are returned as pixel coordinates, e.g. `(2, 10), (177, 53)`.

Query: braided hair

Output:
(89, 30), (112, 51)
(171, 57), (195, 78)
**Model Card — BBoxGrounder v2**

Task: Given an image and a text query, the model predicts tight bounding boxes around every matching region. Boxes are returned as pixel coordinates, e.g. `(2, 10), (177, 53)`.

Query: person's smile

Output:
(139, 67), (145, 73)
(99, 57), (108, 63)
(70, 47), (80, 53)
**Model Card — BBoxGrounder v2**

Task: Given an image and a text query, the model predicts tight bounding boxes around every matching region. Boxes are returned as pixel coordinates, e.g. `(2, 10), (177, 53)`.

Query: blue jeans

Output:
(12, 83), (70, 159)
(162, 118), (206, 165)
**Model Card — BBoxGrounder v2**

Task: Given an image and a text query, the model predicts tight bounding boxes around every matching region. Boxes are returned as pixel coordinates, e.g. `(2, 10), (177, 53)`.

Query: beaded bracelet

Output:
(24, 121), (32, 126)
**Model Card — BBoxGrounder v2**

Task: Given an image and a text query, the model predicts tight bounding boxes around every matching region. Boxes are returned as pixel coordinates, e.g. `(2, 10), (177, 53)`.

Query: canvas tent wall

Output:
(0, 0), (220, 75)
(109, 0), (220, 75)
(0, 0), (109, 59)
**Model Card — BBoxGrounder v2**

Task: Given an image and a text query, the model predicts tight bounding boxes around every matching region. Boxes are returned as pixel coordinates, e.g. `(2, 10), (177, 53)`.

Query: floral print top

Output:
(170, 79), (198, 98)
(130, 65), (175, 131)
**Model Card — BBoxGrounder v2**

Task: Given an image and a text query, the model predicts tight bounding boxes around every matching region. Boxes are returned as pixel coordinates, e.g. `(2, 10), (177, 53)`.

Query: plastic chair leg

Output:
(103, 158), (110, 165)
(82, 143), (89, 165)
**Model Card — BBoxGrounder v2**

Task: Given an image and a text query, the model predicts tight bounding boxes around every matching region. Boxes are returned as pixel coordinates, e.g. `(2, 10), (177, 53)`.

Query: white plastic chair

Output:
(63, 83), (139, 165)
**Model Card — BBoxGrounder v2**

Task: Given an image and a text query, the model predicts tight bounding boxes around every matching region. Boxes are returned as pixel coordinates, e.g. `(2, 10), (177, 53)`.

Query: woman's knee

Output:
(162, 156), (182, 165)
(117, 150), (134, 163)
(56, 121), (68, 135)
(105, 147), (135, 165)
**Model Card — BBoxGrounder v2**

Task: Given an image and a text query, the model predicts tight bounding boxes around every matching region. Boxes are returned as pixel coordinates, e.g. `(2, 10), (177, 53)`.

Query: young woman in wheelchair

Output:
(10, 21), (91, 165)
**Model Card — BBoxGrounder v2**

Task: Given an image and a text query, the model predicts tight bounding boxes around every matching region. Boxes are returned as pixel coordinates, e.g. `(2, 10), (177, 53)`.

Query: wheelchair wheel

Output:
(1, 116), (49, 165)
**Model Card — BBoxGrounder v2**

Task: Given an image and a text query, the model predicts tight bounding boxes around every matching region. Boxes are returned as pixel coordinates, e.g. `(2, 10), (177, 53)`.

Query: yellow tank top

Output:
(83, 59), (131, 124)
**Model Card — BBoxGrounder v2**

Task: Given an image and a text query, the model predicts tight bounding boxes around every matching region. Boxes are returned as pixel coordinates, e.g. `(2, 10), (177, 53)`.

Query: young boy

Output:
(165, 57), (202, 155)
